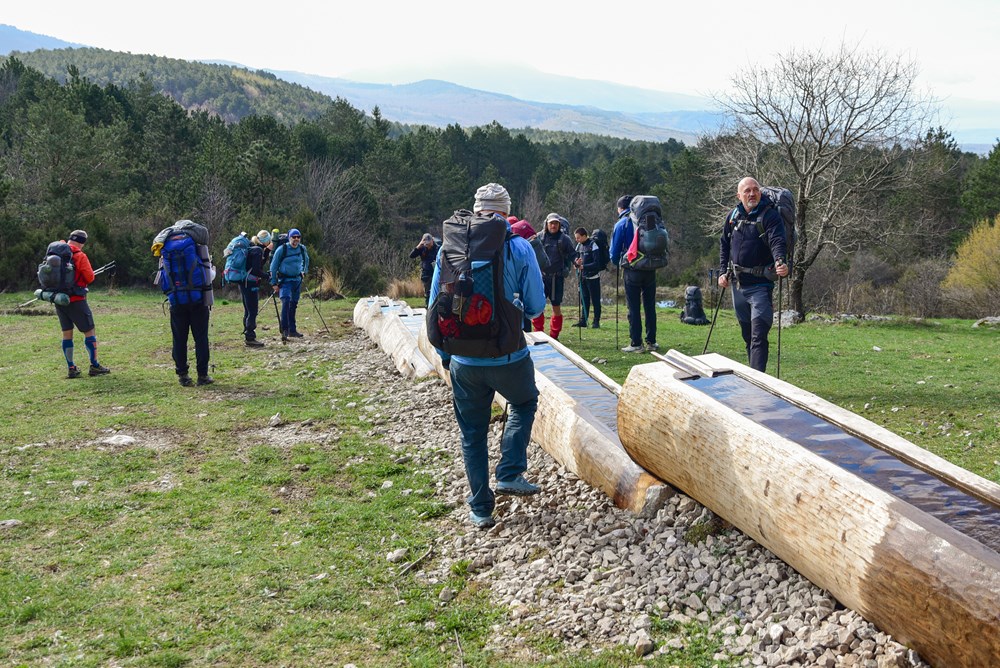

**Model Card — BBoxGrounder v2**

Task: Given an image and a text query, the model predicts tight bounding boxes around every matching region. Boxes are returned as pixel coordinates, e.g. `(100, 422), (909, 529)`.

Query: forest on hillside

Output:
(0, 53), (998, 317)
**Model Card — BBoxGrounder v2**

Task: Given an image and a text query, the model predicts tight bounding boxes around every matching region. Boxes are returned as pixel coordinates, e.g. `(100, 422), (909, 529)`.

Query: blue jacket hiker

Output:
(610, 195), (657, 353)
(428, 183), (545, 531)
(270, 228), (310, 339)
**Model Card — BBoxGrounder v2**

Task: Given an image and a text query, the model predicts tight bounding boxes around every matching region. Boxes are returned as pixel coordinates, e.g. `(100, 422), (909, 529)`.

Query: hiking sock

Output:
(84, 336), (99, 367)
(62, 339), (74, 368)
(549, 315), (564, 340)
(531, 314), (546, 332)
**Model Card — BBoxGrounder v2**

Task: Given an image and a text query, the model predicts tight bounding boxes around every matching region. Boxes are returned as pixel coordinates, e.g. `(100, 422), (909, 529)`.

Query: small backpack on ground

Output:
(155, 222), (214, 307)
(223, 234), (251, 284)
(680, 286), (710, 325)
(37, 241), (77, 295)
(591, 229), (611, 272)
(626, 195), (669, 271)
(426, 210), (525, 358)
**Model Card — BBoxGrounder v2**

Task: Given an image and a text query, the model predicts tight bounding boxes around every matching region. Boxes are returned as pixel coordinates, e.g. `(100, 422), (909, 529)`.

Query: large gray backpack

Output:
(626, 195), (669, 271)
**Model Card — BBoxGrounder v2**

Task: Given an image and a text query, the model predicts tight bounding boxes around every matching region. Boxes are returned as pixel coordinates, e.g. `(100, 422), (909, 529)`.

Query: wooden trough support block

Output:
(617, 351), (1000, 668)
(353, 297), (435, 380)
(352, 296), (393, 345)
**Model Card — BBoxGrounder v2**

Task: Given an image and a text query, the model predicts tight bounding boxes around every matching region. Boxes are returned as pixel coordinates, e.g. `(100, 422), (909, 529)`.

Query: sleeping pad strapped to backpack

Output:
(426, 210), (526, 358)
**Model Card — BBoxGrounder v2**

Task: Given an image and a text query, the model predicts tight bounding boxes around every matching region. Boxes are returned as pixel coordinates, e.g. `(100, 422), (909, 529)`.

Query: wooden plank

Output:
(377, 308), (436, 379)
(618, 357), (1000, 668)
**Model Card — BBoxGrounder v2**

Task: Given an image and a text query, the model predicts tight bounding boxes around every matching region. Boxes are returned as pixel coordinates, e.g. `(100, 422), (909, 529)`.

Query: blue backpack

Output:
(223, 235), (251, 284)
(160, 232), (211, 306)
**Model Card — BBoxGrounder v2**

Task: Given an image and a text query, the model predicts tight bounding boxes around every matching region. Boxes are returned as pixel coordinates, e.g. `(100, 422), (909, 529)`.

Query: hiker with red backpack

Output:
(718, 177), (789, 373)
(534, 213), (575, 339)
(47, 230), (111, 378)
(427, 183), (545, 530)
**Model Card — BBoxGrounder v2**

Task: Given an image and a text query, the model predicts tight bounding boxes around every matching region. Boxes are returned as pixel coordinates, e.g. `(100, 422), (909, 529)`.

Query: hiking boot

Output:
(88, 364), (111, 376)
(67, 365), (82, 379)
(178, 374), (194, 387)
(570, 320), (587, 327)
(468, 511), (496, 530)
(644, 342), (660, 352)
(287, 331), (304, 338)
(621, 344), (644, 353)
(196, 375), (214, 386)
(591, 322), (600, 329)
(245, 339), (265, 348)
(496, 475), (540, 496)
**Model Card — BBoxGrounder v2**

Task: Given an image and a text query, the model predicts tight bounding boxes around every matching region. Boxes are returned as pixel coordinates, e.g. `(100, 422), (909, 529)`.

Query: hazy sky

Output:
(5, 0), (999, 128)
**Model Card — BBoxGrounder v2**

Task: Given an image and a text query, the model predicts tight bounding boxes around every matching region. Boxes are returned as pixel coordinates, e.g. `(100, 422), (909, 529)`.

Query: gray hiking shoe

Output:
(496, 475), (540, 496)
(89, 364), (111, 376)
(67, 365), (82, 379)
(468, 511), (496, 530)
(245, 339), (265, 348)
(178, 374), (194, 387)
(644, 342), (659, 352)
(196, 375), (214, 386)
(621, 344), (644, 353)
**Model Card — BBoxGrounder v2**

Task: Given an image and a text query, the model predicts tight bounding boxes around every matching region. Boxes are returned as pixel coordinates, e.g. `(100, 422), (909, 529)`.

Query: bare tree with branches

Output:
(709, 42), (936, 316)
(300, 159), (368, 258)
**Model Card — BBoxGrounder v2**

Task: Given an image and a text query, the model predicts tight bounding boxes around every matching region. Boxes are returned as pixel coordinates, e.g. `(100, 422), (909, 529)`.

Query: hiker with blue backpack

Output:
(154, 220), (216, 386)
(571, 227), (606, 329)
(718, 177), (789, 373)
(610, 195), (670, 353)
(427, 183), (545, 530)
(270, 228), (310, 339)
(224, 230), (274, 347)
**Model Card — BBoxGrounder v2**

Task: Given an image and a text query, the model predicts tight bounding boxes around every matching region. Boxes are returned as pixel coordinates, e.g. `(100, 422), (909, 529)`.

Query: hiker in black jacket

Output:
(243, 230), (273, 347)
(409, 233), (438, 306)
(572, 228), (602, 328)
(719, 177), (789, 373)
(532, 213), (575, 339)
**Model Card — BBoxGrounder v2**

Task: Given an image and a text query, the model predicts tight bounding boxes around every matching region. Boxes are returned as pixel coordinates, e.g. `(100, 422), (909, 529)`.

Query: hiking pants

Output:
(240, 283), (260, 341)
(624, 269), (656, 346)
(449, 355), (539, 518)
(580, 276), (601, 325)
(278, 280), (302, 334)
(170, 302), (210, 377)
(733, 281), (774, 373)
(543, 273), (565, 306)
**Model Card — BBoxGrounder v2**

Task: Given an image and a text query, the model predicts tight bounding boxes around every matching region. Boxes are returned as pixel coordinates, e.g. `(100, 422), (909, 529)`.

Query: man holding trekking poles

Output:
(718, 177), (789, 373)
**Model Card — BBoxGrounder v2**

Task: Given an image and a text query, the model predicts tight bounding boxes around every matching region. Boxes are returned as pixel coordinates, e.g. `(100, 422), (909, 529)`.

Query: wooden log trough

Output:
(352, 297), (435, 379)
(617, 350), (1000, 668)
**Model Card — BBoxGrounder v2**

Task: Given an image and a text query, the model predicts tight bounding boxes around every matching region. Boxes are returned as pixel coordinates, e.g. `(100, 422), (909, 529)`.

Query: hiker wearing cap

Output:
(572, 227), (602, 328)
(610, 195), (657, 353)
(242, 230), (273, 347)
(270, 228), (310, 338)
(409, 233), (439, 306)
(56, 230), (111, 378)
(429, 183), (545, 530)
(534, 213), (575, 340)
(719, 177), (788, 372)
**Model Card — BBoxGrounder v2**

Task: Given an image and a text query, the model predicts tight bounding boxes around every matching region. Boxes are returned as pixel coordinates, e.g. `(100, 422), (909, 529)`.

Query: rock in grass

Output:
(387, 548), (408, 563)
(268, 412), (283, 427)
(1, 519), (23, 530)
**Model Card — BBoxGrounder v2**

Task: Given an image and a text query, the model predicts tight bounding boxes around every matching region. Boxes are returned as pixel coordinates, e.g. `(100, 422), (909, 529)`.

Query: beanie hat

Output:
(511, 220), (536, 240)
(256, 229), (272, 245)
(507, 215), (519, 225)
(69, 229), (88, 244)
(289, 228), (301, 238)
(473, 183), (511, 215)
(617, 195), (632, 211)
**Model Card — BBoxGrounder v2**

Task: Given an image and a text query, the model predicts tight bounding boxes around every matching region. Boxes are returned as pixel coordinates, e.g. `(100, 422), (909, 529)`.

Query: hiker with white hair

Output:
(427, 182), (545, 530)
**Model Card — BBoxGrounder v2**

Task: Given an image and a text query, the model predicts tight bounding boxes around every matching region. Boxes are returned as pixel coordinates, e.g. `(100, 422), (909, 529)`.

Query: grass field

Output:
(1, 288), (997, 667)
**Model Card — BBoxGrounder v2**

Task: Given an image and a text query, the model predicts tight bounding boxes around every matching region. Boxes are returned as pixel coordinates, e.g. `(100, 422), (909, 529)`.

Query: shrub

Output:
(942, 215), (1000, 317)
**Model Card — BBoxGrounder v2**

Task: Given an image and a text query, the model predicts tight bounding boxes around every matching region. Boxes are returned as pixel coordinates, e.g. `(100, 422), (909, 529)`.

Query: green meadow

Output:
(0, 289), (996, 667)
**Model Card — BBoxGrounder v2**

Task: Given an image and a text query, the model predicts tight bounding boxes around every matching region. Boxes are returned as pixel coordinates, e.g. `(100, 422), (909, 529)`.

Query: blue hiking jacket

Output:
(270, 242), (310, 284)
(610, 210), (632, 267)
(430, 216), (545, 367)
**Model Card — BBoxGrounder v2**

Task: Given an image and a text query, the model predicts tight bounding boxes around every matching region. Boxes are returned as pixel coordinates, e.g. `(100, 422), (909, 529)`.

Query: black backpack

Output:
(591, 229), (611, 272)
(426, 210), (526, 358)
(38, 241), (78, 295)
(680, 286), (710, 325)
(626, 195), (669, 270)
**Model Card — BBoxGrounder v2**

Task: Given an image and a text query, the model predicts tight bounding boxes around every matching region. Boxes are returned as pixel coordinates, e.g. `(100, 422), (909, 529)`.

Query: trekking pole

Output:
(304, 285), (331, 334)
(258, 292), (273, 316)
(776, 274), (784, 379)
(615, 266), (620, 350)
(703, 271), (729, 355)
(577, 267), (584, 343)
(272, 286), (286, 343)
(18, 297), (39, 308)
